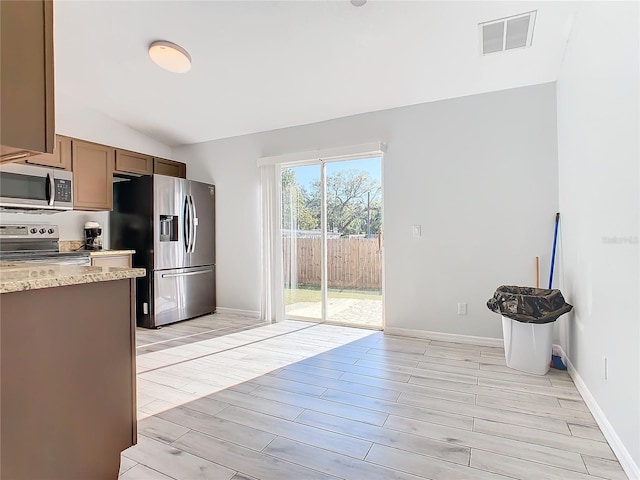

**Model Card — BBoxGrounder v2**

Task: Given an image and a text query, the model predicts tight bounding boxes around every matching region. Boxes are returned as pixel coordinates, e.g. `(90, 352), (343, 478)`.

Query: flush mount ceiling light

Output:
(351, 0), (367, 6)
(148, 41), (191, 73)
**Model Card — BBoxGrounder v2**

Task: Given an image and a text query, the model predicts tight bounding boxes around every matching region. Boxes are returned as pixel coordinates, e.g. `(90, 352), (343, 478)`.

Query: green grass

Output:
(284, 285), (382, 305)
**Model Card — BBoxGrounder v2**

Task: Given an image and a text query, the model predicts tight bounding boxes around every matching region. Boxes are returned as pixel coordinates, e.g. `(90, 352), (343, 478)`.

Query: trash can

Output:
(487, 286), (573, 375)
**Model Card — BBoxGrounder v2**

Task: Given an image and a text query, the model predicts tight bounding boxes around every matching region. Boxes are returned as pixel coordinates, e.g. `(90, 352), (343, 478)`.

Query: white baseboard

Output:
(215, 307), (261, 319)
(384, 327), (503, 348)
(554, 344), (639, 480)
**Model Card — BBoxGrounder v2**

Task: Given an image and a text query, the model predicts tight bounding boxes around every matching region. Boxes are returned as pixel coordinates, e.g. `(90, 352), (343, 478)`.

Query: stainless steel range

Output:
(0, 224), (91, 265)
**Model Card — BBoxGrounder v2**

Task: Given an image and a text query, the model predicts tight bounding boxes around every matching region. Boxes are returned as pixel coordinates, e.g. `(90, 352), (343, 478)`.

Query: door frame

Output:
(279, 153), (385, 329)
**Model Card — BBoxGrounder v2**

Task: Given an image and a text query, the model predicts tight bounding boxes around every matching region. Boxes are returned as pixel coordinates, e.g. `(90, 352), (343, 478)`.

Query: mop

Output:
(548, 212), (567, 370)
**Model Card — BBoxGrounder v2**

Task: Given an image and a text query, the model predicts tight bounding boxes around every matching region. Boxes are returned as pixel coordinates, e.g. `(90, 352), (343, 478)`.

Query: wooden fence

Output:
(282, 237), (382, 290)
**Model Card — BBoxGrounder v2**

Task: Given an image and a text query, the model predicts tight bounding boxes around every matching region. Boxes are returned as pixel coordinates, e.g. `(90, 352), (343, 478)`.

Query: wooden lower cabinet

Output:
(25, 135), (72, 170)
(91, 254), (132, 268)
(153, 157), (186, 178)
(0, 279), (137, 480)
(72, 140), (114, 210)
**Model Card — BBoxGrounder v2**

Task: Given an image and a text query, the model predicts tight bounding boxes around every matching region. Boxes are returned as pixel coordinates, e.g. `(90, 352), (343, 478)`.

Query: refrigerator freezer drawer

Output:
(152, 265), (215, 327)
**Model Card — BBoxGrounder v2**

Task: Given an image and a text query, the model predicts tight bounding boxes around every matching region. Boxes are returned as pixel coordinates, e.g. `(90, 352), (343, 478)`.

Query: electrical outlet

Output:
(603, 356), (608, 380)
(457, 303), (467, 315)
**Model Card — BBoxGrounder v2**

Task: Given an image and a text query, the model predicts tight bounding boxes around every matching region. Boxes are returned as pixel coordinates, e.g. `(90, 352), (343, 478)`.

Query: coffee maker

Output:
(84, 221), (103, 250)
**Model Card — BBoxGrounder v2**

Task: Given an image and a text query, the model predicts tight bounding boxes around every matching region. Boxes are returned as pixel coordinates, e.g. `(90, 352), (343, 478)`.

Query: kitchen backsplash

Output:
(59, 240), (85, 252)
(0, 210), (110, 248)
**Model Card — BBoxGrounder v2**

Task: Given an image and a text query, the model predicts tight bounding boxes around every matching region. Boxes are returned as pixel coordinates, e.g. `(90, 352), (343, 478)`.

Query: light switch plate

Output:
(412, 225), (421, 238)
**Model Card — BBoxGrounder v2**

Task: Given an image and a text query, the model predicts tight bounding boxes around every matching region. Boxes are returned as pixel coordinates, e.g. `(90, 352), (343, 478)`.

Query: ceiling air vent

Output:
(479, 11), (536, 55)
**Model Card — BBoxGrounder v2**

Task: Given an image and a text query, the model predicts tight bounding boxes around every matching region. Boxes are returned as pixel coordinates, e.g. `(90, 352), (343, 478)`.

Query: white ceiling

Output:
(54, 1), (579, 147)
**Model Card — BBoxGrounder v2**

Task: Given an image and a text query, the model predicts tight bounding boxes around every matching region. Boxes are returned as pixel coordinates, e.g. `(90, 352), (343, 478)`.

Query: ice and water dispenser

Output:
(159, 215), (178, 242)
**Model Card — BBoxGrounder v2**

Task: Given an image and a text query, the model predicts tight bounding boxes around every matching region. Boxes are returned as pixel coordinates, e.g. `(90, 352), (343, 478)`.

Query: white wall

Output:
(55, 96), (173, 246)
(174, 136), (262, 314)
(0, 95), (174, 246)
(174, 83), (559, 337)
(556, 2), (639, 476)
(56, 92), (173, 159)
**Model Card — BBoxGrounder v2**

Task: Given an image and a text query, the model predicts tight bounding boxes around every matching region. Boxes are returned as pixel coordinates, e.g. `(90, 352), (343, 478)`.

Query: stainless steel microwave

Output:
(0, 164), (73, 213)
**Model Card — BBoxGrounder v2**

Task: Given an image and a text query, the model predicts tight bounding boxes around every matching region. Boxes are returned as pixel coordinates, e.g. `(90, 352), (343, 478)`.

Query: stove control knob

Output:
(39, 228), (46, 234)
(30, 228), (37, 234)
(48, 228), (55, 234)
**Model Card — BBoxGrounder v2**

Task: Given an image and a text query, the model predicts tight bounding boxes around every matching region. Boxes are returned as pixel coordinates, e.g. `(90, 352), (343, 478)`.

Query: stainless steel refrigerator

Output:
(111, 174), (215, 328)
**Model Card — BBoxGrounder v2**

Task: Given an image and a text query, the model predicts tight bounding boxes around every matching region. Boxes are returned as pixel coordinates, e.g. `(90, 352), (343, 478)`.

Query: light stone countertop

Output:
(89, 249), (136, 257)
(0, 263), (145, 294)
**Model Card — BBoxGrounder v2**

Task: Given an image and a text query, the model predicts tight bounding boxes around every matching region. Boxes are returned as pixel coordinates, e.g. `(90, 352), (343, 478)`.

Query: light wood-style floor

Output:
(120, 314), (628, 480)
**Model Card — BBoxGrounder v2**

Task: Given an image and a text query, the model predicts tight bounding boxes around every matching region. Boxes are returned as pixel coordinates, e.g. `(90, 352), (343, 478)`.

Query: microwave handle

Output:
(46, 173), (54, 206)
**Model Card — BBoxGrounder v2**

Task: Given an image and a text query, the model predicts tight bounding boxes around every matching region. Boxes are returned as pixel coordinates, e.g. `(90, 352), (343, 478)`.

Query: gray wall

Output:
(174, 83), (559, 339)
(557, 2), (639, 474)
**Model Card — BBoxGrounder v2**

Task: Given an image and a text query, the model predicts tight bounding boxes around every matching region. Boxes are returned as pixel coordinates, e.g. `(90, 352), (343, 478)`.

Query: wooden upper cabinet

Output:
(72, 140), (114, 211)
(25, 136), (72, 170)
(153, 158), (186, 178)
(114, 149), (153, 175)
(0, 0), (55, 159)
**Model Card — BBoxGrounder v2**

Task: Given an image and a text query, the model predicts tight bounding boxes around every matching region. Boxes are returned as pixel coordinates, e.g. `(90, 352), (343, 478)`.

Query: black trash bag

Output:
(487, 285), (573, 324)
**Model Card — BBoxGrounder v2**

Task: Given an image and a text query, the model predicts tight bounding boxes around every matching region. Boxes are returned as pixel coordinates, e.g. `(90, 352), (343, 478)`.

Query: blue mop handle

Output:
(548, 212), (560, 289)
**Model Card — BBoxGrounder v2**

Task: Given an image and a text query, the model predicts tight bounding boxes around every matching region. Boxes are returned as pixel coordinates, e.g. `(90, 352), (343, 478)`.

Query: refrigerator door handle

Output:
(183, 195), (191, 253)
(188, 196), (194, 251)
(190, 194), (197, 253)
(161, 268), (213, 278)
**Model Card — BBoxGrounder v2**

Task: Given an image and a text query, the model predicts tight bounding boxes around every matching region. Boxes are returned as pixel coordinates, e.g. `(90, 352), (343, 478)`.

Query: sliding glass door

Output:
(281, 157), (383, 328)
(282, 164), (322, 321)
